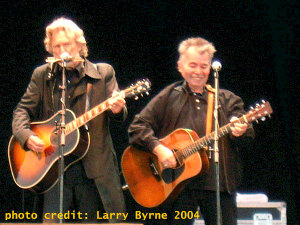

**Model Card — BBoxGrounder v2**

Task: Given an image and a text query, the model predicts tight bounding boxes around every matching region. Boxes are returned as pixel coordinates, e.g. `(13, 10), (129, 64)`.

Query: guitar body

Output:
(8, 109), (90, 193)
(121, 128), (209, 208)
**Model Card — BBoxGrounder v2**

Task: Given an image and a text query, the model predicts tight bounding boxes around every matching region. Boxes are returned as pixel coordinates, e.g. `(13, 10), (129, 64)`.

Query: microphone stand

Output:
(58, 58), (67, 224)
(213, 67), (221, 225)
(46, 55), (83, 223)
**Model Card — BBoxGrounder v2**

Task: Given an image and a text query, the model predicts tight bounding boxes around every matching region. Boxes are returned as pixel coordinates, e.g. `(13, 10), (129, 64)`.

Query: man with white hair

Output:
(128, 37), (255, 225)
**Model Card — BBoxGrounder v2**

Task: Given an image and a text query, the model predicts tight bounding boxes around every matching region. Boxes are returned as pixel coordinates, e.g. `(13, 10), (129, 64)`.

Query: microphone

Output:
(46, 53), (84, 64)
(60, 52), (72, 62)
(212, 61), (222, 71)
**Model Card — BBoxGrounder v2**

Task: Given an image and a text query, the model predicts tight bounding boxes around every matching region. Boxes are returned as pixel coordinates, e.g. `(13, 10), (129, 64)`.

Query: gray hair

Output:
(178, 37), (216, 62)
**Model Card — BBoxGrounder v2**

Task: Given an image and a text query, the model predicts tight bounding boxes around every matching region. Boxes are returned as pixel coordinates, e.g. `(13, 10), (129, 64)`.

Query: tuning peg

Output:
(256, 119), (259, 123)
(134, 96), (139, 100)
(261, 117), (266, 121)
(261, 100), (266, 104)
(268, 115), (271, 118)
(146, 91), (149, 95)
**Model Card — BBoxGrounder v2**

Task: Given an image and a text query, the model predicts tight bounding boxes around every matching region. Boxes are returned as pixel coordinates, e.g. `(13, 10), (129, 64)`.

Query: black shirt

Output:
(53, 64), (84, 110)
(175, 83), (227, 191)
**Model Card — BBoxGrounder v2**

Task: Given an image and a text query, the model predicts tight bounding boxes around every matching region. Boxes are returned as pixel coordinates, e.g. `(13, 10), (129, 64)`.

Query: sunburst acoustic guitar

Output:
(8, 79), (151, 193)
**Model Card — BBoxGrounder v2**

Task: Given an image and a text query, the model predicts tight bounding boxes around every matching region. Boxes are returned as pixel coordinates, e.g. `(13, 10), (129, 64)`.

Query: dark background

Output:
(0, 0), (298, 224)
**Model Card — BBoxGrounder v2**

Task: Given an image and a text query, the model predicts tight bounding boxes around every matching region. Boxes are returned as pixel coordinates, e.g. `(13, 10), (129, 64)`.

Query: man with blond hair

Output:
(128, 37), (254, 225)
(12, 17), (126, 223)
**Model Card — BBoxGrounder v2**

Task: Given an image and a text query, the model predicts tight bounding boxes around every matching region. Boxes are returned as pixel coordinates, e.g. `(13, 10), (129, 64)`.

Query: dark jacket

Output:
(12, 59), (126, 179)
(128, 81), (254, 192)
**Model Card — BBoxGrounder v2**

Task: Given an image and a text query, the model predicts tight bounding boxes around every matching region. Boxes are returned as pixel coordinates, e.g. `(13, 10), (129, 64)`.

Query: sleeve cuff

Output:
(149, 140), (161, 152)
(15, 129), (36, 149)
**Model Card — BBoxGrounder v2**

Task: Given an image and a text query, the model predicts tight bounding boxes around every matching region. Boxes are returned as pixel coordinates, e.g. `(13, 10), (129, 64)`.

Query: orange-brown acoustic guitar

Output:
(121, 101), (273, 208)
(8, 80), (151, 194)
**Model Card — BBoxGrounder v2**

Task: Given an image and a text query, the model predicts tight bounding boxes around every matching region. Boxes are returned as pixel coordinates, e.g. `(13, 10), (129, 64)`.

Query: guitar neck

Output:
(176, 101), (273, 160)
(65, 99), (110, 135)
(64, 79), (151, 135)
(180, 116), (249, 159)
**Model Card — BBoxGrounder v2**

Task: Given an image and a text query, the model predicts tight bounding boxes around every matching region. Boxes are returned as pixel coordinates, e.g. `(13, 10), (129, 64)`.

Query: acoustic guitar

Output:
(121, 101), (273, 208)
(8, 79), (151, 193)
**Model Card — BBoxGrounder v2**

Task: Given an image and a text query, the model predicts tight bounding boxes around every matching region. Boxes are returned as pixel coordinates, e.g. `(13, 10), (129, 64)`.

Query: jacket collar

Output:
(83, 59), (102, 80)
(46, 58), (102, 111)
(46, 58), (102, 80)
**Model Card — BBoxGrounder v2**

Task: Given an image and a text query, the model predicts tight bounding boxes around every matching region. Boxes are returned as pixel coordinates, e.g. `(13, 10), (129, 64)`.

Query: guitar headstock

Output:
(245, 100), (273, 123)
(123, 79), (151, 100)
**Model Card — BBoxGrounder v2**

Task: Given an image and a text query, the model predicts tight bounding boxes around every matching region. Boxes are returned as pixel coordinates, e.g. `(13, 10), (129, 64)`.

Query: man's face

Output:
(51, 30), (81, 64)
(178, 46), (211, 92)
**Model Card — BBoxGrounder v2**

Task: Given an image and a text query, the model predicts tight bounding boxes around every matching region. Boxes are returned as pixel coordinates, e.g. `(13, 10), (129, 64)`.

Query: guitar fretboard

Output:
(65, 100), (110, 135)
(177, 116), (249, 160)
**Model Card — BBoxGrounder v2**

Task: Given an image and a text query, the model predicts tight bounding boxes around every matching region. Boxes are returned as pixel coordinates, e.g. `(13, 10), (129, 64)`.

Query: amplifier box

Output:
(193, 201), (286, 225)
(236, 201), (286, 225)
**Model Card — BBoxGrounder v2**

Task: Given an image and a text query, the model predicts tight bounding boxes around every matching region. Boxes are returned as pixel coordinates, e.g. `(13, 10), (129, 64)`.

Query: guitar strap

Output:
(206, 84), (215, 135)
(86, 82), (92, 112)
(85, 63), (98, 112)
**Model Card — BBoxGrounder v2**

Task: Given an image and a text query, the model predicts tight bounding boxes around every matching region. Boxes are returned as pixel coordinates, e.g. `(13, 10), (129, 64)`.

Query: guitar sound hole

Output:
(161, 165), (185, 184)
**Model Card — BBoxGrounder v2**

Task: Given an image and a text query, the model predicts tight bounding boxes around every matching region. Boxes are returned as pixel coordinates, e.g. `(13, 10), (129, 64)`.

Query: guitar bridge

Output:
(149, 158), (161, 181)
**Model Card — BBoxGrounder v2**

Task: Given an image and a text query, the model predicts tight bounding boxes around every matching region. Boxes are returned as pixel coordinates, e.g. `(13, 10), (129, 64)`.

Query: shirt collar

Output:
(183, 81), (208, 97)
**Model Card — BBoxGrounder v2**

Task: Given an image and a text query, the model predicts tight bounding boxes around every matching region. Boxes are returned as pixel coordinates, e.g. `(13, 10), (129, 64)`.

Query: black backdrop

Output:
(0, 1), (298, 224)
